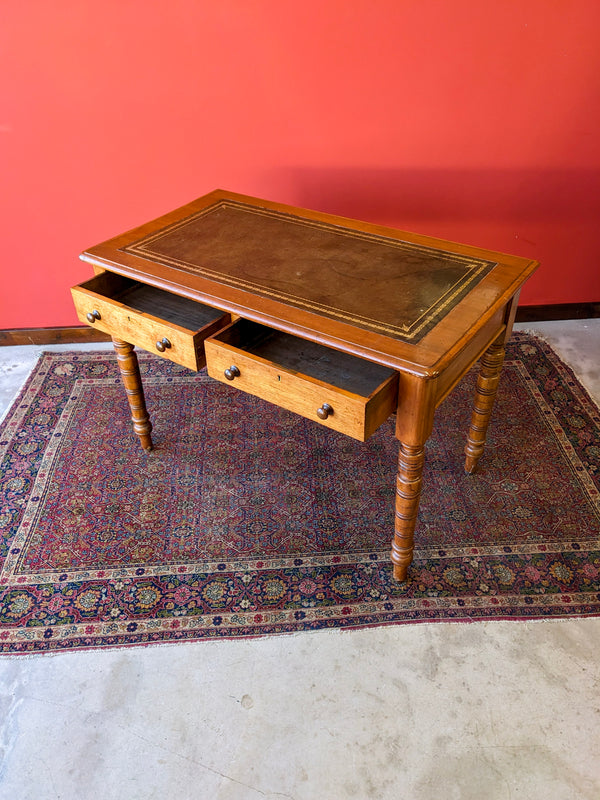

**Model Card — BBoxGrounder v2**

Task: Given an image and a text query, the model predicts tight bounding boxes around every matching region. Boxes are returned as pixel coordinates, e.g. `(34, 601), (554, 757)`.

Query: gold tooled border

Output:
(122, 201), (497, 343)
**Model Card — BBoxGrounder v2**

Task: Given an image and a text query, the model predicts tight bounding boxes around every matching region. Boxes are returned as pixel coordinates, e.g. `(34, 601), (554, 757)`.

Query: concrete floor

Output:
(0, 320), (599, 800)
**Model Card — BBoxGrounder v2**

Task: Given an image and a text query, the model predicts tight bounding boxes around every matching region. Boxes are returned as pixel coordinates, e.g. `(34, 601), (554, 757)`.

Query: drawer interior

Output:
(215, 319), (397, 396)
(85, 273), (225, 331)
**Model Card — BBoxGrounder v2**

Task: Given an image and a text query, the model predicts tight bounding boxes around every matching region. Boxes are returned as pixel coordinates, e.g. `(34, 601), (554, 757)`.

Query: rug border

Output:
(1, 333), (599, 655)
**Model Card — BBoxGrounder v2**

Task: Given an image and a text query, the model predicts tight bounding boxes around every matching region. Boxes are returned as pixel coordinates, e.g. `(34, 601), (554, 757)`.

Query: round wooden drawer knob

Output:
(316, 403), (333, 420)
(86, 310), (101, 323)
(224, 365), (240, 381)
(156, 337), (172, 352)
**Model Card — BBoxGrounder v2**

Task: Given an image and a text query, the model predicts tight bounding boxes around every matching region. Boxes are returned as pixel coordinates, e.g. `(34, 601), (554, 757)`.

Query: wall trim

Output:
(1, 303), (599, 346)
(514, 302), (600, 323)
(0, 327), (111, 346)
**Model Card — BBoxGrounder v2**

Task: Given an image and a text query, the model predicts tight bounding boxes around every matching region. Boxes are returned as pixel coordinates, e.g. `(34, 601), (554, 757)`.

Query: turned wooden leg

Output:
(391, 442), (426, 582)
(464, 338), (505, 474)
(112, 338), (153, 452)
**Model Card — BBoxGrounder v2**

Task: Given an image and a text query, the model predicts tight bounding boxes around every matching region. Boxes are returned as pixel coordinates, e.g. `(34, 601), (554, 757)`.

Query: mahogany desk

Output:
(72, 190), (539, 581)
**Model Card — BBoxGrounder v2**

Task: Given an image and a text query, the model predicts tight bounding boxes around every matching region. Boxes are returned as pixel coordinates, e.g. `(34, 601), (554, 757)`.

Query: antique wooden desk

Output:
(72, 190), (539, 581)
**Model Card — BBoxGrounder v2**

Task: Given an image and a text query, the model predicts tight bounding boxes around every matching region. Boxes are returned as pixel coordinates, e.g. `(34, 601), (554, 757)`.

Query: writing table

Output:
(72, 190), (539, 581)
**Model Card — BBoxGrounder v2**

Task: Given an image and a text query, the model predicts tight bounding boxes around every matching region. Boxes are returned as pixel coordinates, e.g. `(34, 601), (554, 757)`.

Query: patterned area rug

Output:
(1, 333), (599, 653)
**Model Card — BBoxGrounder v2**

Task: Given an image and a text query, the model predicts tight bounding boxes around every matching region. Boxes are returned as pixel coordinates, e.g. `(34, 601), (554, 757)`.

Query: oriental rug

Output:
(0, 333), (599, 654)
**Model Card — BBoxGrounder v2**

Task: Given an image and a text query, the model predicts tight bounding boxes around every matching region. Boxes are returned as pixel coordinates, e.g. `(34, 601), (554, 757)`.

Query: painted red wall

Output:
(2, 1), (599, 329)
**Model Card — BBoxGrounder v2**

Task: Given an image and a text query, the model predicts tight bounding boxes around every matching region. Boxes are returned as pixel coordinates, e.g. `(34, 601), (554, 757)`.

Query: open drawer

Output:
(71, 272), (230, 370)
(205, 319), (398, 441)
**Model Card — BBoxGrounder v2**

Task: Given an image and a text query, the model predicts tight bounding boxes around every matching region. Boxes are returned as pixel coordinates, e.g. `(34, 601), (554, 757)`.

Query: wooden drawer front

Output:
(205, 320), (398, 441)
(71, 272), (230, 371)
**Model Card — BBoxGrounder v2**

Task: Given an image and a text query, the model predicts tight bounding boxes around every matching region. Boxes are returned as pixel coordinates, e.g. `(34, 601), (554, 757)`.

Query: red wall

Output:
(2, 1), (599, 329)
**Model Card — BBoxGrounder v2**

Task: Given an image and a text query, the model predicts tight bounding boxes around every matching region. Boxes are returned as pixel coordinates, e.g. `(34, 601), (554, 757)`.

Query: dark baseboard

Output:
(0, 327), (111, 346)
(1, 303), (599, 346)
(515, 302), (600, 323)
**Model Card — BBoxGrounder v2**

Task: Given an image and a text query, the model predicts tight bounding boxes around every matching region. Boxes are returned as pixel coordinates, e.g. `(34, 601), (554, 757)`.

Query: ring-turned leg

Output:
(112, 338), (153, 452)
(464, 338), (505, 474)
(391, 375), (436, 582)
(392, 443), (426, 582)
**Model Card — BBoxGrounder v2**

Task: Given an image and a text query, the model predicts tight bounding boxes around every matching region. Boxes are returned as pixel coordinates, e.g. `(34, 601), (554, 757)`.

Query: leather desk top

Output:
(81, 190), (539, 374)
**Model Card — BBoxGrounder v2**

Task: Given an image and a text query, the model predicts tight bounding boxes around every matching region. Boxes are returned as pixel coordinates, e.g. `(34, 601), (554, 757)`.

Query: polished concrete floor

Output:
(0, 320), (599, 800)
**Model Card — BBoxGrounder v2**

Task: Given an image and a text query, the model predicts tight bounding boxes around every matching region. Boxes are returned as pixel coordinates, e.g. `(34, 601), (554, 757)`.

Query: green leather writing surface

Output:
(123, 200), (496, 343)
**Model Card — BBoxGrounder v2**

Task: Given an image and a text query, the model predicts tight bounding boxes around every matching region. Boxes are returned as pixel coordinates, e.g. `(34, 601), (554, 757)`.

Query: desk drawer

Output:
(205, 319), (398, 441)
(71, 272), (230, 371)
